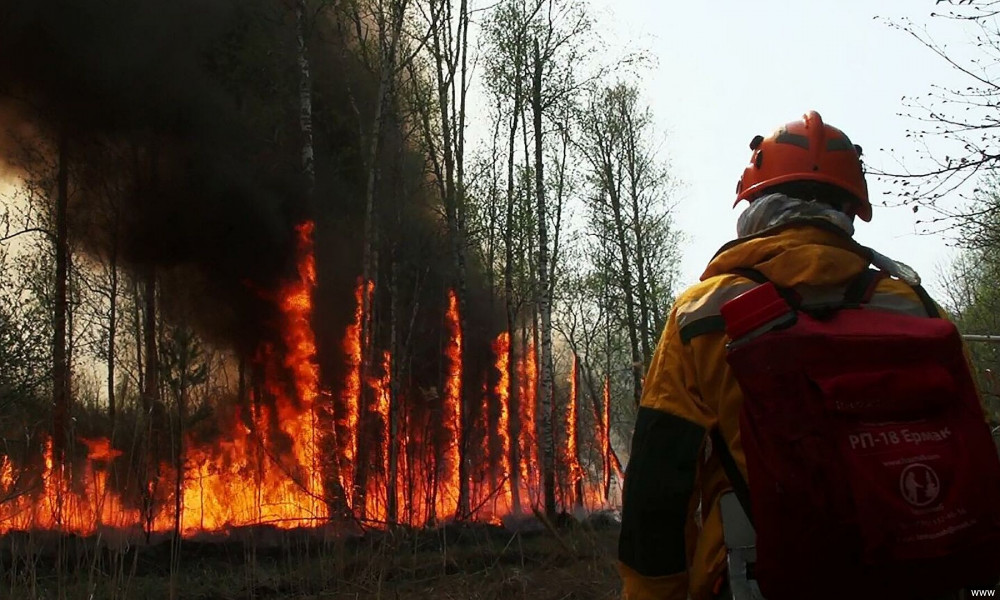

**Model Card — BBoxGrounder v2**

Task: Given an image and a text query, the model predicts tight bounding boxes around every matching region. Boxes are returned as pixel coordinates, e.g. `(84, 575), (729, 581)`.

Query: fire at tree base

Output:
(0, 223), (622, 540)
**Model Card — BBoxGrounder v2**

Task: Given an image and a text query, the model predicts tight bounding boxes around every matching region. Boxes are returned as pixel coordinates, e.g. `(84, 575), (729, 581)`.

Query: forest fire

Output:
(0, 222), (619, 539)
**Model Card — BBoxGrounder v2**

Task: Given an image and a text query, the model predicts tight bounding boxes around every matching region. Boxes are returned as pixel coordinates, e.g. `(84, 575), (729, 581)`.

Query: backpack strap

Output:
(729, 268), (801, 309)
(911, 284), (941, 319)
(729, 267), (768, 284)
(711, 428), (754, 527)
(842, 268), (886, 306)
(734, 268), (896, 314)
(843, 267), (940, 318)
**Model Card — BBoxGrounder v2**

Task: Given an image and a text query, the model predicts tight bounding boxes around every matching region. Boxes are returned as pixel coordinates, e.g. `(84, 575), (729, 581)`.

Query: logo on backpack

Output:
(900, 463), (940, 507)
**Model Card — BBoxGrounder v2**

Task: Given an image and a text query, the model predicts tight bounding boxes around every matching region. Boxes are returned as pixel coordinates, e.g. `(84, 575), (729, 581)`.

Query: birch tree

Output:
(353, 0), (412, 519)
(529, 0), (593, 517)
(294, 0), (352, 516)
(481, 0), (537, 515)
(577, 82), (679, 405)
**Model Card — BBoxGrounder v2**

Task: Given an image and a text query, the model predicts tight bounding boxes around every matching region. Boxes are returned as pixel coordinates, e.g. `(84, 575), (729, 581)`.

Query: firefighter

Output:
(616, 111), (987, 600)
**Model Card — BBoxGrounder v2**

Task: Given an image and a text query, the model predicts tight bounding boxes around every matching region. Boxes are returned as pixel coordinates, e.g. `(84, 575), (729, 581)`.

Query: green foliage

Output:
(943, 181), (1000, 424)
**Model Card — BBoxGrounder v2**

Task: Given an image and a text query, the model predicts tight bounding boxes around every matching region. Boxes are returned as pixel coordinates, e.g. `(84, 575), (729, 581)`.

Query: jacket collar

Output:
(702, 219), (874, 288)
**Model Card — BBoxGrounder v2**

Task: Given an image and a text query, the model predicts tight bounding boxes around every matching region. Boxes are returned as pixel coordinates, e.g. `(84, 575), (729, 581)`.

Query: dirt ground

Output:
(1, 519), (623, 600)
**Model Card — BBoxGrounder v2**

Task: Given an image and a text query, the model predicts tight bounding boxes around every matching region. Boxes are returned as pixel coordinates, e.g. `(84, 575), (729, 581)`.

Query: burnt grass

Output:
(0, 513), (622, 599)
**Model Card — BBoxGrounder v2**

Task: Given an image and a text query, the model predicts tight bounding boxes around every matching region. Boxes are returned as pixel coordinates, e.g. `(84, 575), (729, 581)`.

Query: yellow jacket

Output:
(618, 222), (940, 600)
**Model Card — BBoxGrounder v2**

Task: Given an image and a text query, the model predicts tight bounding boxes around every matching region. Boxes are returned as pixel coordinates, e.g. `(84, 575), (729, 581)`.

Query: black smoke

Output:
(0, 0), (485, 382)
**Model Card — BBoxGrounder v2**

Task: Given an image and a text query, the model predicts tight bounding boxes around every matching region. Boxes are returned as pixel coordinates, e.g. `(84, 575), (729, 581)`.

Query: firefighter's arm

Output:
(619, 301), (715, 600)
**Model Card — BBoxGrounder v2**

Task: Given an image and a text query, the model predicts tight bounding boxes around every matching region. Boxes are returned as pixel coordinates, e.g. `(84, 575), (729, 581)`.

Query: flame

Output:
(0, 235), (622, 535)
(274, 221), (326, 521)
(564, 353), (582, 509)
(81, 438), (122, 462)
(602, 375), (612, 500)
(492, 333), (512, 512)
(439, 290), (463, 519)
(0, 222), (331, 536)
(365, 350), (392, 522)
(518, 338), (538, 506)
(0, 456), (12, 490)
(476, 381), (491, 513)
(340, 280), (367, 504)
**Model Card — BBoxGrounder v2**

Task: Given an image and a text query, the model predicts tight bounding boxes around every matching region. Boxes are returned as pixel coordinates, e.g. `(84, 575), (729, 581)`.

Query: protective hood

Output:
(704, 195), (920, 287)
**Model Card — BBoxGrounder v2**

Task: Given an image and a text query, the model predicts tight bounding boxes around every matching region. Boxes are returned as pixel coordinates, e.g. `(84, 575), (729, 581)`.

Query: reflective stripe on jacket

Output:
(617, 222), (946, 600)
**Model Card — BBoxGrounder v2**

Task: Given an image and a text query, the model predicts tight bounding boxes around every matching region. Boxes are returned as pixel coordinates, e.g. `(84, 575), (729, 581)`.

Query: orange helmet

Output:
(734, 111), (871, 222)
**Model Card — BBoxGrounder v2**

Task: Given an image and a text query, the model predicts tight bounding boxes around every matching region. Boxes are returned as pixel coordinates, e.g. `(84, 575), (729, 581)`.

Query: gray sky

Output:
(585, 0), (978, 297)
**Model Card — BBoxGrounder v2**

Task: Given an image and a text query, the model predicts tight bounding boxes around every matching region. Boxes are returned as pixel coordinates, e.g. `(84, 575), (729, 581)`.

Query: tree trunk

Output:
(387, 256), (400, 524)
(296, 0), (315, 202)
(453, 0), (473, 524)
(503, 186), (520, 515)
(143, 269), (159, 415)
(623, 107), (653, 366)
(296, 0), (347, 515)
(169, 368), (186, 600)
(141, 265), (159, 538)
(571, 354), (583, 509)
(602, 375), (611, 500)
(532, 38), (556, 518)
(175, 378), (187, 543)
(356, 0), (406, 518)
(53, 128), (70, 461)
(238, 356), (247, 414)
(502, 41), (524, 516)
(604, 165), (642, 406)
(427, 0), (473, 520)
(133, 275), (143, 398)
(548, 123), (569, 299)
(107, 246), (118, 426)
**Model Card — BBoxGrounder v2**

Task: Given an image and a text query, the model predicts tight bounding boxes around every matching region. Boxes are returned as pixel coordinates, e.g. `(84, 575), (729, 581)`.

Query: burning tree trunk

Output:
(442, 290), (463, 519)
(53, 128), (70, 462)
(141, 263), (160, 537)
(482, 0), (531, 517)
(602, 374), (612, 500)
(341, 282), (364, 512)
(568, 353), (583, 510)
(502, 71), (523, 516)
(165, 328), (205, 600)
(356, 0), (408, 520)
(388, 259), (401, 524)
(296, 0), (348, 514)
(531, 38), (556, 518)
(493, 333), (512, 512)
(506, 327), (521, 514)
(421, 0), (474, 520)
(519, 327), (539, 508)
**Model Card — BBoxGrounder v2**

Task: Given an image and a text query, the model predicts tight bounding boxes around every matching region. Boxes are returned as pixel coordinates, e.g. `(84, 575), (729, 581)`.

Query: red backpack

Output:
(716, 268), (1000, 600)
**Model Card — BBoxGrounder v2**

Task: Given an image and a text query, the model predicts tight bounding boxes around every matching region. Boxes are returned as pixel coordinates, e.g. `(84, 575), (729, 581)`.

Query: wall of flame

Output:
(0, 222), (621, 536)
